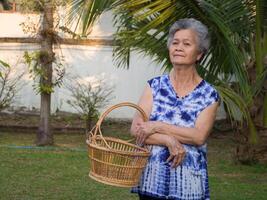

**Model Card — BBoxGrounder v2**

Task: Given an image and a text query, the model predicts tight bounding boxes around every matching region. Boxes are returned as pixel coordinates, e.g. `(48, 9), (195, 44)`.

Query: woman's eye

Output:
(184, 43), (190, 46)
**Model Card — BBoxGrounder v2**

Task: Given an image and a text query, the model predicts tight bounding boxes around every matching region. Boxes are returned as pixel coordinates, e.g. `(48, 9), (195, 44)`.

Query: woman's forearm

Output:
(153, 103), (218, 146)
(154, 123), (203, 145)
(143, 133), (170, 146)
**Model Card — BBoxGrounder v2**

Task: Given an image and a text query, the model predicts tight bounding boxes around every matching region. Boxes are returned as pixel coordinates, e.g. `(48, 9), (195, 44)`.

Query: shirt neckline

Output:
(166, 74), (205, 100)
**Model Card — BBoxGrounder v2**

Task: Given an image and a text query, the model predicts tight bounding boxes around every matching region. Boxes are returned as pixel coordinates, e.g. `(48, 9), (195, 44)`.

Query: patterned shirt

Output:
(132, 74), (219, 200)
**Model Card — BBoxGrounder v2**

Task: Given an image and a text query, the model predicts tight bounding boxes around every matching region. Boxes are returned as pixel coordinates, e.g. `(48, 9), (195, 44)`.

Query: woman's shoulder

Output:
(201, 80), (220, 102)
(147, 74), (169, 86)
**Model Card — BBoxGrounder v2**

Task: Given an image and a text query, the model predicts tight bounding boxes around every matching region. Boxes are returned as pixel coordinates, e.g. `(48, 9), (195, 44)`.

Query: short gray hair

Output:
(167, 18), (210, 54)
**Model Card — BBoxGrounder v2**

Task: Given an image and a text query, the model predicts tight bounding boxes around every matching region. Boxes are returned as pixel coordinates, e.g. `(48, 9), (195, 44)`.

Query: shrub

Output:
(65, 74), (114, 133)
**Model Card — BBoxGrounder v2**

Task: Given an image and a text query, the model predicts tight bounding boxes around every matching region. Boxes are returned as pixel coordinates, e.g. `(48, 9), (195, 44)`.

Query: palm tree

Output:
(65, 0), (114, 38)
(68, 0), (267, 163)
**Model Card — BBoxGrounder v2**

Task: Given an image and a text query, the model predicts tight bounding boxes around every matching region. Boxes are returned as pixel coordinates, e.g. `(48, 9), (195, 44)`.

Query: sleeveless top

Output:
(132, 74), (220, 200)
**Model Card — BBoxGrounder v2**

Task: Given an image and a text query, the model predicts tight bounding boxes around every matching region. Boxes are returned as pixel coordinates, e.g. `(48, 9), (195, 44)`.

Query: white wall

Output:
(0, 42), (163, 118)
(0, 12), (40, 37)
(0, 11), (164, 118)
(0, 10), (114, 38)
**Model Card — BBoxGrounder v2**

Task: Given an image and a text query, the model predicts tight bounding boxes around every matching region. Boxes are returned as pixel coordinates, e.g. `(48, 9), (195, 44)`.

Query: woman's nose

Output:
(175, 44), (183, 51)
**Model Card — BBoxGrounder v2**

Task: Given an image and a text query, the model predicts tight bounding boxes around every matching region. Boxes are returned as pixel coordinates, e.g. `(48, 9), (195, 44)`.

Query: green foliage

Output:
(0, 59), (10, 79)
(17, 0), (68, 13)
(65, 0), (267, 146)
(256, 0), (267, 126)
(66, 0), (115, 37)
(0, 59), (24, 111)
(23, 51), (65, 94)
(0, 0), (12, 10)
(66, 0), (267, 145)
(65, 74), (114, 130)
(113, 0), (252, 83)
(18, 0), (44, 12)
(110, 0), (267, 144)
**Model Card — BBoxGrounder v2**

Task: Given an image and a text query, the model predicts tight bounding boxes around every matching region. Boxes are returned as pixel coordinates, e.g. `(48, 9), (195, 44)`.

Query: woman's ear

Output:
(196, 52), (203, 62)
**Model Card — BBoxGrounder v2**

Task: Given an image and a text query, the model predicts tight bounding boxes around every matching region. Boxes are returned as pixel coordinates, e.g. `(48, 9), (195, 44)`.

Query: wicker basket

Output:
(86, 102), (150, 187)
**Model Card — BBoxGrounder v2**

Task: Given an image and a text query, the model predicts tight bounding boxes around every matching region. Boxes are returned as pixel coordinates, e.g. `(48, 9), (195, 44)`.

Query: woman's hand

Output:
(135, 121), (158, 145)
(165, 135), (186, 168)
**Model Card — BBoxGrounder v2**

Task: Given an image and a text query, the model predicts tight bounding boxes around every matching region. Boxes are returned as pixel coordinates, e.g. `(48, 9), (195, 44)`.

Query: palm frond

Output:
(112, 0), (260, 136)
(66, 0), (114, 36)
(113, 0), (253, 95)
(216, 84), (258, 143)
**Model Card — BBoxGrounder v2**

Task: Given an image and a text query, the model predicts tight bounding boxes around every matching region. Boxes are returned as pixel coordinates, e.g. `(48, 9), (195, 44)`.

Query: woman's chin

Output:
(171, 62), (194, 67)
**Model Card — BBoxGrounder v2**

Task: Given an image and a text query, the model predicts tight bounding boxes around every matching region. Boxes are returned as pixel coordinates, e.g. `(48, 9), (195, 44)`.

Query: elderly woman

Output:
(131, 18), (220, 200)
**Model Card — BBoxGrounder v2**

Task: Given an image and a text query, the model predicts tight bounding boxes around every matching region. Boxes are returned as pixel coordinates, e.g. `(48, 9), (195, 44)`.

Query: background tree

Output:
(21, 0), (108, 146)
(21, 0), (57, 145)
(68, 0), (267, 163)
(38, 0), (55, 145)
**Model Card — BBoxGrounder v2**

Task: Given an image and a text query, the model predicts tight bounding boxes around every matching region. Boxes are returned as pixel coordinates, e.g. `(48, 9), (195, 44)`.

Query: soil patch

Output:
(0, 112), (132, 134)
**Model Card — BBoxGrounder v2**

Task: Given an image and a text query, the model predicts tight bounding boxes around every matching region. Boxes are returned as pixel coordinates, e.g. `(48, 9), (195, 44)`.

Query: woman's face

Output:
(169, 29), (202, 66)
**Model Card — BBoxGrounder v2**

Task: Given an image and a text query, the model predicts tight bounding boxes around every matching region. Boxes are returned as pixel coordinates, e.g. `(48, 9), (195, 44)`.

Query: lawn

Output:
(0, 128), (267, 200)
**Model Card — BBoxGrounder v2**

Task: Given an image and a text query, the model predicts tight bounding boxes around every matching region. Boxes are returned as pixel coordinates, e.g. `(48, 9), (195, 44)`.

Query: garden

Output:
(0, 0), (267, 200)
(1, 118), (267, 200)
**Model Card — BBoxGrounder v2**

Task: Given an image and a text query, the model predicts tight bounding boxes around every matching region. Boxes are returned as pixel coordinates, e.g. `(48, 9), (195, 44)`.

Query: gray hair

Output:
(167, 18), (210, 54)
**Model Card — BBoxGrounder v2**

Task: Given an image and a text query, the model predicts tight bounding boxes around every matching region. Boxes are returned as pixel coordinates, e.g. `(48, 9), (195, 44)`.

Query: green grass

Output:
(207, 134), (267, 200)
(0, 132), (136, 200)
(0, 131), (267, 200)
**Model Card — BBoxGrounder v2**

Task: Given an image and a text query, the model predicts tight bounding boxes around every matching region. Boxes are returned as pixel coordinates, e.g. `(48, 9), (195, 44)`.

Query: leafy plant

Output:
(65, 74), (114, 133)
(0, 59), (24, 111)
(23, 51), (65, 94)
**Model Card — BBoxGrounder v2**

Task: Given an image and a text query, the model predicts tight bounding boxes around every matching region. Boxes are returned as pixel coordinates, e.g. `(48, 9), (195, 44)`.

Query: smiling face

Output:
(169, 29), (203, 66)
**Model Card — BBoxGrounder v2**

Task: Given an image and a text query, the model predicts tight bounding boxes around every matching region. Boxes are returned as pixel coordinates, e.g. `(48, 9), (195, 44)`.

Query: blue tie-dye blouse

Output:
(132, 74), (219, 200)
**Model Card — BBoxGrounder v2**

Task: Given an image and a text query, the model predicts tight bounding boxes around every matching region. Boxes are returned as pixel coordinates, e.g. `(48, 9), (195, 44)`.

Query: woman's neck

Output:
(171, 65), (200, 85)
(169, 65), (202, 98)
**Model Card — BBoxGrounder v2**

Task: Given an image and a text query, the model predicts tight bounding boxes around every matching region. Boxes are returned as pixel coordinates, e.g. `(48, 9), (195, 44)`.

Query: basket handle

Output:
(91, 102), (148, 142)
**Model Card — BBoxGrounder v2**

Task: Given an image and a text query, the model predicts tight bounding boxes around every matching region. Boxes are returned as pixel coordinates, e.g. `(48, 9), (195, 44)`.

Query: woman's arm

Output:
(130, 85), (185, 167)
(130, 85), (153, 140)
(130, 85), (168, 145)
(132, 118), (186, 168)
(137, 102), (219, 146)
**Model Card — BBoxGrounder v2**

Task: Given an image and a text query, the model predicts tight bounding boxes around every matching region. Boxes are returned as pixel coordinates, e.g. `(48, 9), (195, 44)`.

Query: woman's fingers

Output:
(135, 126), (146, 145)
(171, 154), (180, 168)
(172, 147), (185, 168)
(166, 138), (186, 168)
(168, 146), (180, 168)
(179, 147), (186, 162)
(136, 133), (143, 145)
(137, 121), (156, 136)
(166, 154), (174, 163)
(172, 153), (183, 168)
(135, 122), (153, 145)
(166, 144), (178, 163)
(135, 131), (141, 145)
(137, 135), (145, 145)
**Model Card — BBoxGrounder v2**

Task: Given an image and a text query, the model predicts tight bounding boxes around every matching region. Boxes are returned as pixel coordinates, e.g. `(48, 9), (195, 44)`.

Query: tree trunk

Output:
(86, 116), (93, 133)
(236, 127), (267, 164)
(37, 93), (53, 145)
(36, 1), (54, 146)
(235, 65), (267, 164)
(263, 55), (267, 126)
